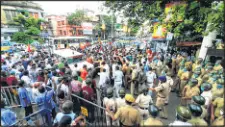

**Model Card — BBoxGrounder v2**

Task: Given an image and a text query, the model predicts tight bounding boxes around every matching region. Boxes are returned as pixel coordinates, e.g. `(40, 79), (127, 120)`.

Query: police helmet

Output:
(119, 88), (126, 96)
(148, 105), (159, 118)
(188, 104), (202, 117)
(176, 106), (191, 121)
(192, 96), (206, 105)
(106, 87), (114, 98)
(190, 78), (198, 85)
(62, 100), (73, 114)
(201, 83), (212, 91)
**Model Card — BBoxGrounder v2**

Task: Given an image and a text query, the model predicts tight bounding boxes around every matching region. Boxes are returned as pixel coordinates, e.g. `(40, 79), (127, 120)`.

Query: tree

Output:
(104, 1), (224, 41)
(11, 13), (45, 45)
(93, 15), (116, 39)
(67, 10), (90, 26)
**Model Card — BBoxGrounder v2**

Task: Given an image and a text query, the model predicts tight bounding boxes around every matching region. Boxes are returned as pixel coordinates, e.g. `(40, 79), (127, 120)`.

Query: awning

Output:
(176, 42), (201, 47)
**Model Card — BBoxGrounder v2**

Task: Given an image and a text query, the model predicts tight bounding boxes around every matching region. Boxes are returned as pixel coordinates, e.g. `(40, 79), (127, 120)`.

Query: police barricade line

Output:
(70, 92), (107, 127)
(1, 86), (20, 106)
(10, 108), (52, 127)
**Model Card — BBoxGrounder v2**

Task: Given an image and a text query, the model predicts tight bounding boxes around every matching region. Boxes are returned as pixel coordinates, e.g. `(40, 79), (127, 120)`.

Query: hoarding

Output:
(152, 22), (167, 39)
(81, 22), (93, 35)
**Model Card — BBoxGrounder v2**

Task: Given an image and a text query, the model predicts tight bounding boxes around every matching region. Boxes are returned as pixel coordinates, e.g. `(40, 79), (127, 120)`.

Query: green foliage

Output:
(67, 10), (90, 26)
(11, 32), (31, 45)
(26, 26), (41, 35)
(11, 14), (45, 45)
(104, 0), (224, 41)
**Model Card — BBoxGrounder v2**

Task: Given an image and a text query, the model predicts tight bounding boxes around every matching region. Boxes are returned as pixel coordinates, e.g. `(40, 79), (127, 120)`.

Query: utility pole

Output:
(111, 11), (115, 39)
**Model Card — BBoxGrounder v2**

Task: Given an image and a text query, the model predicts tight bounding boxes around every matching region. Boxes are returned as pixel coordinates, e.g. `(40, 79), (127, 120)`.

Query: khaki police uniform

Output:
(200, 105), (207, 119)
(182, 85), (200, 106)
(155, 82), (170, 118)
(187, 117), (208, 126)
(130, 68), (138, 96)
(166, 75), (174, 103)
(116, 97), (126, 108)
(212, 83), (224, 99)
(103, 97), (119, 126)
(135, 93), (153, 121)
(114, 105), (141, 126)
(141, 117), (163, 126)
(212, 116), (224, 126)
(212, 97), (224, 118)
(179, 71), (191, 96)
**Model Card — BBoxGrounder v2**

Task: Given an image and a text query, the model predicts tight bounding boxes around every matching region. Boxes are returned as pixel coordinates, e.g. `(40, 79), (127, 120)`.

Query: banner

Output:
(81, 22), (93, 35)
(152, 22), (167, 39)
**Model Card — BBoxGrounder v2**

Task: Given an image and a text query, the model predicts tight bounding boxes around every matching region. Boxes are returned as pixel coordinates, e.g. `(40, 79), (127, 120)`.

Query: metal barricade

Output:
(1, 86), (20, 106)
(71, 93), (107, 127)
(10, 108), (52, 127)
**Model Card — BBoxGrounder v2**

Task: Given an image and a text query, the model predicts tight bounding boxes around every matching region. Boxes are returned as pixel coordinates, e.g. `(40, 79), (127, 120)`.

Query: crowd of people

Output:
(1, 42), (224, 126)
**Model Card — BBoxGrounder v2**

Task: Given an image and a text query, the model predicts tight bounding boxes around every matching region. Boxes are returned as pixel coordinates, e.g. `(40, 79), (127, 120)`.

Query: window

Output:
(64, 31), (66, 35)
(62, 21), (64, 25)
(4, 10), (12, 21)
(59, 30), (62, 35)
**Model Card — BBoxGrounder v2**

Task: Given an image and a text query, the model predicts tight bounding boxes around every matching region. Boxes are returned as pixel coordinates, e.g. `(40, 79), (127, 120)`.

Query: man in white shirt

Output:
(113, 66), (124, 97)
(72, 63), (79, 76)
(98, 69), (109, 88)
(135, 86), (153, 121)
(146, 67), (156, 96)
(116, 88), (126, 109)
(21, 70), (34, 102)
(200, 83), (212, 107)
(102, 62), (110, 77)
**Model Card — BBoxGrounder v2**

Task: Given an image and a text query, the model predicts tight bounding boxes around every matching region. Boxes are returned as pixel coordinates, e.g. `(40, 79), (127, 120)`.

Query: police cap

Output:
(125, 94), (135, 103)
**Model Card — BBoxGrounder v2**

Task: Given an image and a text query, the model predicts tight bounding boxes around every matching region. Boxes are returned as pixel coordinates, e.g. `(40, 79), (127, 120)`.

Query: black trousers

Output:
(24, 105), (33, 121)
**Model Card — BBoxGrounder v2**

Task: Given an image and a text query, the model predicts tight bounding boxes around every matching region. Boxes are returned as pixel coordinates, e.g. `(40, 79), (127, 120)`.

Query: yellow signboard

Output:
(152, 23), (167, 39)
(80, 106), (88, 117)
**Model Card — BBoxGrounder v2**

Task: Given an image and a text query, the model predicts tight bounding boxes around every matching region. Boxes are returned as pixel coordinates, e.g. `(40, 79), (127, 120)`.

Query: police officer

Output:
(103, 87), (118, 126)
(149, 76), (169, 119)
(212, 108), (224, 126)
(200, 83), (213, 107)
(212, 78), (224, 99)
(211, 97), (224, 122)
(192, 95), (207, 119)
(192, 58), (203, 72)
(141, 105), (163, 126)
(181, 78), (200, 106)
(169, 106), (192, 126)
(187, 104), (208, 126)
(106, 94), (141, 126)
(135, 85), (153, 121)
(178, 67), (191, 97)
(165, 71), (174, 104)
(116, 88), (126, 109)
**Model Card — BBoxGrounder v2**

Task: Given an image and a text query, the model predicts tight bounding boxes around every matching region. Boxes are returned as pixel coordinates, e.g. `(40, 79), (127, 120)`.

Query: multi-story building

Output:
(1, 1), (44, 41)
(45, 12), (99, 37)
(45, 15), (84, 37)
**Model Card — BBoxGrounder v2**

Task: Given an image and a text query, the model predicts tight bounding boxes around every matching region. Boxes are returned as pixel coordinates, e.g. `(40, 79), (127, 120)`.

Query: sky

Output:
(34, 1), (106, 15)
